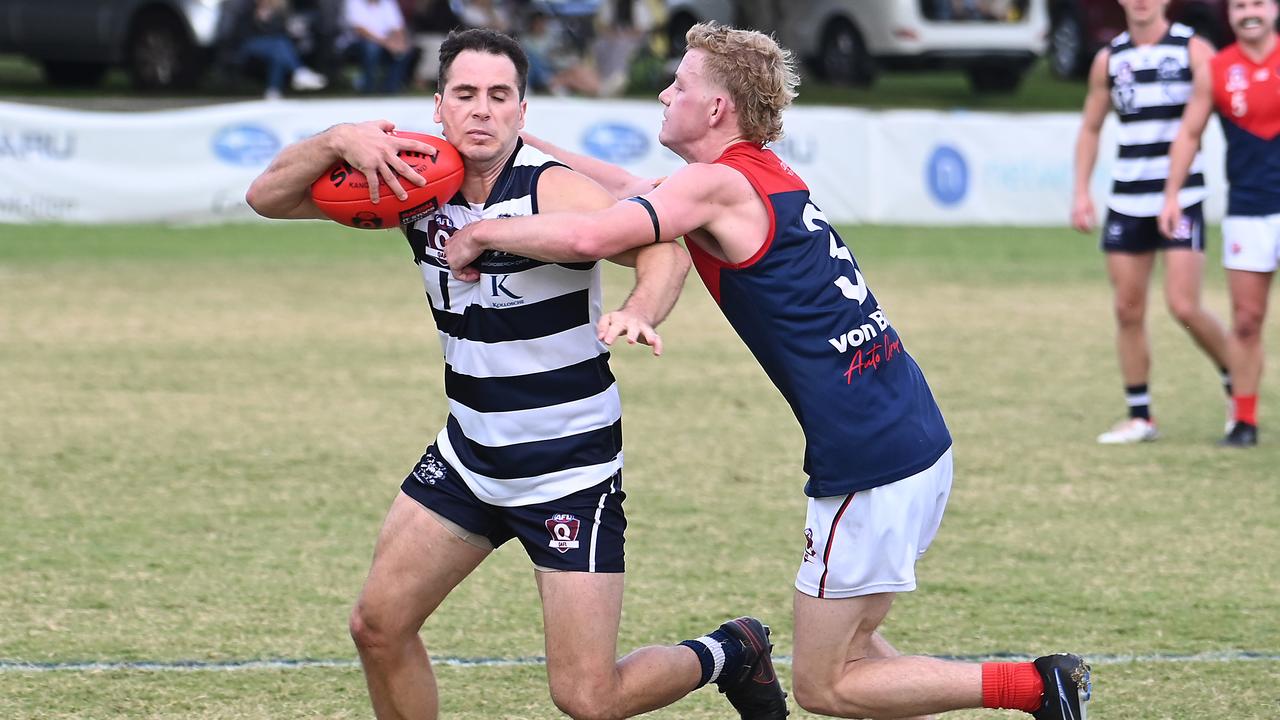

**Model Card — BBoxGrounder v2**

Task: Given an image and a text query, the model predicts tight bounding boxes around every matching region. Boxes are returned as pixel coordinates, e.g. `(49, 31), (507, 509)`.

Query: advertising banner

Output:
(0, 98), (1228, 226)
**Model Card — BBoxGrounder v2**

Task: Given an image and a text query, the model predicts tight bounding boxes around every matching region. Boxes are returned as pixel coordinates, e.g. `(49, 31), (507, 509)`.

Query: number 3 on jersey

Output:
(804, 202), (867, 303)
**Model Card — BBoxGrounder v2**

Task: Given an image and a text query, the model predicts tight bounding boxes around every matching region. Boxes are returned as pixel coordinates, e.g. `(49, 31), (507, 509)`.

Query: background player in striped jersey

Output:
(1071, 0), (1232, 445)
(1160, 0), (1280, 447)
(445, 22), (1090, 720)
(246, 28), (786, 720)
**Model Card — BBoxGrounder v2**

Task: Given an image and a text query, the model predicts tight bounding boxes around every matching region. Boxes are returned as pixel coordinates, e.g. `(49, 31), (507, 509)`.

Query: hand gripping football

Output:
(310, 131), (463, 229)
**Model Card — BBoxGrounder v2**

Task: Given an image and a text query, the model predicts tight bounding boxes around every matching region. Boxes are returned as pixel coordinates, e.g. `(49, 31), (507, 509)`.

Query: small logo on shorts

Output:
(1174, 215), (1193, 241)
(546, 514), (581, 553)
(413, 456), (446, 485)
(802, 528), (817, 563)
(1232, 242), (1243, 255)
(1106, 222), (1123, 241)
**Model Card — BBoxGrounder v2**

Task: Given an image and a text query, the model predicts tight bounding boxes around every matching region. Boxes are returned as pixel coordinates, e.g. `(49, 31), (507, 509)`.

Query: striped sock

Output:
(1125, 384), (1151, 421)
(679, 629), (741, 688)
(1220, 367), (1233, 397)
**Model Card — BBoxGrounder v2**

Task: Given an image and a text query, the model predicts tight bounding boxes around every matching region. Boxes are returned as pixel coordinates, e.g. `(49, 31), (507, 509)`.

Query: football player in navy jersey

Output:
(247, 28), (786, 720)
(446, 22), (1091, 720)
(1071, 0), (1231, 445)
(1161, 0), (1280, 447)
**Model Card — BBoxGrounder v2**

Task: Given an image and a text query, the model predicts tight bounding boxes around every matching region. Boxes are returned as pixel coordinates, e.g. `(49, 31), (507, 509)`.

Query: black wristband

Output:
(626, 196), (661, 244)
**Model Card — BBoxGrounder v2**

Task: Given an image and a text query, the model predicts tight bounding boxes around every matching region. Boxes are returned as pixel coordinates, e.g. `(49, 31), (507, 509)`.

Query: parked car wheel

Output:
(966, 63), (1028, 93)
(41, 60), (110, 88)
(1049, 2), (1089, 78)
(126, 8), (202, 91)
(819, 18), (874, 87)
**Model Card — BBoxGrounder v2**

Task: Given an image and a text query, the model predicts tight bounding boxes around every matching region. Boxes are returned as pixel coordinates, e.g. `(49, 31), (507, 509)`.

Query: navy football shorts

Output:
(400, 444), (626, 573)
(1101, 202), (1205, 253)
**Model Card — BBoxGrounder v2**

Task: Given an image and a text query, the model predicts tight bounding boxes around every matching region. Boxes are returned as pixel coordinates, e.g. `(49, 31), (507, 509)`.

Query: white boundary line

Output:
(2, 651), (1278, 673)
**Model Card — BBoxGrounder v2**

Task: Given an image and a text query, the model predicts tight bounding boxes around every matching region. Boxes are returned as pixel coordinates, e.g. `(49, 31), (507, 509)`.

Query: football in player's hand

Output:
(310, 132), (463, 229)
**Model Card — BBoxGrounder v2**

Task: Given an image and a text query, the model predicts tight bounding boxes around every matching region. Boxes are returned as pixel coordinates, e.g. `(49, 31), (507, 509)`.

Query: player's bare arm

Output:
(446, 161), (760, 276)
(1158, 36), (1216, 238)
(1072, 49), (1112, 233)
(521, 132), (660, 199)
(245, 120), (434, 220)
(525, 164), (692, 354)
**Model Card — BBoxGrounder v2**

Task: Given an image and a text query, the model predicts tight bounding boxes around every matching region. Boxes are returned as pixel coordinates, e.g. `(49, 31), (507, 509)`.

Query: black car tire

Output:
(819, 18), (874, 88)
(126, 8), (202, 91)
(1049, 2), (1089, 79)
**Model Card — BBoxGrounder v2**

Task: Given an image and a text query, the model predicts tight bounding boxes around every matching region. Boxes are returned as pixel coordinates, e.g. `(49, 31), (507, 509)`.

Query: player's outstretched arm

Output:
(245, 120), (433, 220)
(445, 162), (744, 281)
(1071, 49), (1111, 233)
(522, 132), (659, 199)
(1159, 36), (1215, 238)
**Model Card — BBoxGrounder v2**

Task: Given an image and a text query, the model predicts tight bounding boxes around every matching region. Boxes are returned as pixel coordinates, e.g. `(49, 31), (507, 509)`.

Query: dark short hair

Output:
(438, 28), (529, 99)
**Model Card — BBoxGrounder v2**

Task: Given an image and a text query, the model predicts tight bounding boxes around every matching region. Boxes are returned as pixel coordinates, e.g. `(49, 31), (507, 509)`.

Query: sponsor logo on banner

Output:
(0, 131), (75, 161)
(582, 122), (648, 163)
(925, 144), (968, 207)
(0, 194), (77, 220)
(212, 124), (281, 166)
(545, 513), (581, 552)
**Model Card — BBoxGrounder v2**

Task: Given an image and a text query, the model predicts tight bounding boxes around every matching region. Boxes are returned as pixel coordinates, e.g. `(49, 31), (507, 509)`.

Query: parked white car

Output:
(666, 0), (1049, 93)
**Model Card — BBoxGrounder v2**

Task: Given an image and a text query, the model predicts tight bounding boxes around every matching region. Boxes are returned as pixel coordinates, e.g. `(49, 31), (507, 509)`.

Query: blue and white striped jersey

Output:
(1107, 22), (1207, 216)
(404, 140), (622, 506)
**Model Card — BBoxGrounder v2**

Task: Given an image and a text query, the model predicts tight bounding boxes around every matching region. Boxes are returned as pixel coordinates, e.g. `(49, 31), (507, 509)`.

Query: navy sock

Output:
(1125, 384), (1151, 421)
(679, 628), (744, 688)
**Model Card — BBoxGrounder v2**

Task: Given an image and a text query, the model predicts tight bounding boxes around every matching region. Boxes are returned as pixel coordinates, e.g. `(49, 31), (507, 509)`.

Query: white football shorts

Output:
(795, 448), (953, 599)
(1222, 213), (1280, 272)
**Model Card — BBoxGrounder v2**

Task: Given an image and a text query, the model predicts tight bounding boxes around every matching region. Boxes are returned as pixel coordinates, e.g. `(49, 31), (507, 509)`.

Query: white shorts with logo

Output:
(796, 448), (953, 599)
(1222, 213), (1280, 272)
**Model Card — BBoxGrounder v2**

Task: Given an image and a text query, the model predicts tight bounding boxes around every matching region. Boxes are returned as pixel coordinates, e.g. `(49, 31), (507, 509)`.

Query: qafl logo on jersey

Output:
(425, 212), (457, 258)
(545, 514), (581, 552)
(1156, 57), (1182, 82)
(1226, 64), (1250, 93)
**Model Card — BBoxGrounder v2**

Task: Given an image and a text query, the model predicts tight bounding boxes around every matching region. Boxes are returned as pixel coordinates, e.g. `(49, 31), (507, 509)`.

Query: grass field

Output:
(1, 222), (1277, 719)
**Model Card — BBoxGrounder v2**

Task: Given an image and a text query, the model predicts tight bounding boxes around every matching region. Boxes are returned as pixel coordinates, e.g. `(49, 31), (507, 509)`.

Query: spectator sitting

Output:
(454, 0), (515, 33)
(224, 0), (329, 99)
(398, 0), (463, 89)
(521, 9), (601, 96)
(341, 0), (414, 93)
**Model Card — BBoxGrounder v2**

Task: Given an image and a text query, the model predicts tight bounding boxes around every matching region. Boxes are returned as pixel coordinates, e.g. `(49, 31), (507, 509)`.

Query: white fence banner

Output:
(0, 98), (1228, 226)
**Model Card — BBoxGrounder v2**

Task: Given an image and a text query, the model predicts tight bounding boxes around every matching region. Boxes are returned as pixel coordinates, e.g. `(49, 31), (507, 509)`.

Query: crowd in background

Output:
(216, 0), (671, 100)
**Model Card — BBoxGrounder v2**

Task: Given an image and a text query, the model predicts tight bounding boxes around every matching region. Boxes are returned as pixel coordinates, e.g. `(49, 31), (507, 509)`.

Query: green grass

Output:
(0, 52), (1085, 111)
(1, 222), (1278, 718)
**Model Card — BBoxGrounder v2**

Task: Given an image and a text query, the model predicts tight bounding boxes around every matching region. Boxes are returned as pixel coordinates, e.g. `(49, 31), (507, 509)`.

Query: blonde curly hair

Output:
(684, 23), (799, 146)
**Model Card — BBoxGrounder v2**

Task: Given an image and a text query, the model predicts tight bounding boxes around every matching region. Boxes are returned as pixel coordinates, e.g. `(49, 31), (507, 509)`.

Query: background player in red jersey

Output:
(1071, 0), (1232, 445)
(1161, 0), (1280, 447)
(445, 22), (1091, 720)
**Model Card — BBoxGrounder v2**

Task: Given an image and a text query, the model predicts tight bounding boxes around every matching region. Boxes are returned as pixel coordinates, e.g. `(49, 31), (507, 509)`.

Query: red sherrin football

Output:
(310, 131), (463, 229)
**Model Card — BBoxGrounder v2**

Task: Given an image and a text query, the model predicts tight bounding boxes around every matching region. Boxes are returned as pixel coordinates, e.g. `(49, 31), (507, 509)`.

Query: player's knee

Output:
(1166, 297), (1200, 325)
(547, 675), (620, 720)
(792, 669), (875, 718)
(1113, 299), (1145, 327)
(1232, 311), (1265, 342)
(348, 602), (400, 653)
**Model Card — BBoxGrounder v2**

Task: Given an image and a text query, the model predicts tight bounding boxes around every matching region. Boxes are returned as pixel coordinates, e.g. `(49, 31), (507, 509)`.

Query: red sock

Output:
(1235, 395), (1258, 426)
(981, 662), (1044, 712)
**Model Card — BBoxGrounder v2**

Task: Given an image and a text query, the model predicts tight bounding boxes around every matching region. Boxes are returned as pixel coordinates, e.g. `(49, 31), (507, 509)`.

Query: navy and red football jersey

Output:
(1211, 43), (1280, 216)
(686, 143), (952, 498)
